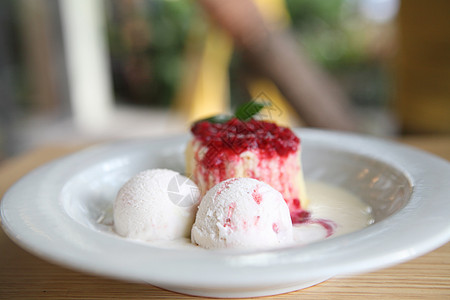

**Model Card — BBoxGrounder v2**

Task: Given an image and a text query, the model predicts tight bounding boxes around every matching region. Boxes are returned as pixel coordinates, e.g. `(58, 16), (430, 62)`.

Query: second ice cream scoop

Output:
(191, 177), (293, 249)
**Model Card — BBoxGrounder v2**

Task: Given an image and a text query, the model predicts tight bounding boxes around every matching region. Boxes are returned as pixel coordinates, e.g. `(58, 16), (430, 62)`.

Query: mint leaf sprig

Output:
(235, 101), (270, 121)
(195, 101), (271, 124)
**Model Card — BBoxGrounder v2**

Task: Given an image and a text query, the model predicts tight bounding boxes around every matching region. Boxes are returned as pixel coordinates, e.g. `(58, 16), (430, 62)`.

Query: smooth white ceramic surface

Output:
(1, 129), (450, 298)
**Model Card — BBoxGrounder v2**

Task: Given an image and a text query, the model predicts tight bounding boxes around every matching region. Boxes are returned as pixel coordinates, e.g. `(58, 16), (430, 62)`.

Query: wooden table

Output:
(1, 136), (449, 299)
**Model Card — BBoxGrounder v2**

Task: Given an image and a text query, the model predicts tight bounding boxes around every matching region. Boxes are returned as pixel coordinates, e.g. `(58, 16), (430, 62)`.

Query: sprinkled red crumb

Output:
(252, 187), (262, 205)
(272, 223), (280, 233)
(224, 202), (236, 228)
(292, 198), (301, 210)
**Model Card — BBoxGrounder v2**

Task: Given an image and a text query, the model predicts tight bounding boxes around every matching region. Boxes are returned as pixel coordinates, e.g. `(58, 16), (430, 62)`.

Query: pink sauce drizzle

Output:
(291, 209), (337, 237)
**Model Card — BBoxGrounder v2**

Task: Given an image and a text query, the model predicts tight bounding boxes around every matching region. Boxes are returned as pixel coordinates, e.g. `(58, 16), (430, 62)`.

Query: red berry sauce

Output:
(291, 209), (337, 237)
(191, 118), (300, 170)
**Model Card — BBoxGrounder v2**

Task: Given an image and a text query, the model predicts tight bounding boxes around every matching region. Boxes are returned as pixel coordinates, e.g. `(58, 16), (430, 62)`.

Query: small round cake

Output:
(186, 118), (308, 214)
(114, 169), (200, 241)
(191, 178), (293, 249)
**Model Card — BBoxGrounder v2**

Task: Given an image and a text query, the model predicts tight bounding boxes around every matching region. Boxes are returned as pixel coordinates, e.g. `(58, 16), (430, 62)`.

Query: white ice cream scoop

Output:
(114, 169), (200, 241)
(191, 178), (293, 249)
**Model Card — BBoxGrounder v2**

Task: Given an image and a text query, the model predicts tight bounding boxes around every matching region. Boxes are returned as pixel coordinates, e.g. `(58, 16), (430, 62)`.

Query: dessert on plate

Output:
(186, 102), (308, 214)
(110, 102), (373, 250)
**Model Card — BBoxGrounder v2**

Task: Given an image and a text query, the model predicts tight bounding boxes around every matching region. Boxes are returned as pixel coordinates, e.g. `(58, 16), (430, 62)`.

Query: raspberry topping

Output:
(191, 118), (300, 163)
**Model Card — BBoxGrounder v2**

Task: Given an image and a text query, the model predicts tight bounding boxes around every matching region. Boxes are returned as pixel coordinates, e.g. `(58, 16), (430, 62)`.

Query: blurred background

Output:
(1, 0), (449, 161)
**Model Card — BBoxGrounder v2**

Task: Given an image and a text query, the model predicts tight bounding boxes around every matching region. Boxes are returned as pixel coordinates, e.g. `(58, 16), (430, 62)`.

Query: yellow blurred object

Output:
(253, 0), (291, 27)
(173, 25), (233, 124)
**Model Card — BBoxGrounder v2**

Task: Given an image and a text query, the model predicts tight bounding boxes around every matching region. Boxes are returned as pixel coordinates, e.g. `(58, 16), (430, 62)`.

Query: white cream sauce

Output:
(292, 181), (373, 246)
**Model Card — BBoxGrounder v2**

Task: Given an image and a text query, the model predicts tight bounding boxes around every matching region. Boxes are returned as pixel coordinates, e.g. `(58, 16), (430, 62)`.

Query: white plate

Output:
(1, 129), (450, 298)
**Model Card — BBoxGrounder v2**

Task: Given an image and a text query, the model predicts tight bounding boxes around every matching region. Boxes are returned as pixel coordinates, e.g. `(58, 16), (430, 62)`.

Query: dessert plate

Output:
(1, 129), (450, 298)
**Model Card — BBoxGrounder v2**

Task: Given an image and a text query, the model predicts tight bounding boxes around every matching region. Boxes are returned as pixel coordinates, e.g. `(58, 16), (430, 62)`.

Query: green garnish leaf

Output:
(234, 101), (271, 121)
(195, 114), (232, 124)
(193, 101), (271, 125)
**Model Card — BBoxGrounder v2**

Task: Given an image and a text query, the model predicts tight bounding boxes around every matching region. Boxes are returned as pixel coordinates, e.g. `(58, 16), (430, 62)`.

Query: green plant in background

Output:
(287, 0), (363, 69)
(285, 0), (391, 107)
(107, 0), (198, 107)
